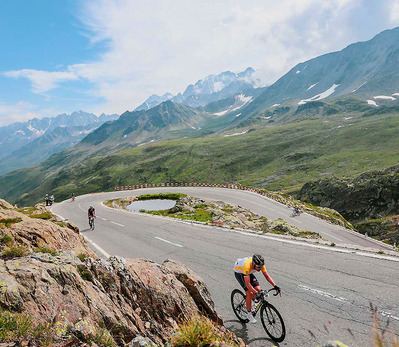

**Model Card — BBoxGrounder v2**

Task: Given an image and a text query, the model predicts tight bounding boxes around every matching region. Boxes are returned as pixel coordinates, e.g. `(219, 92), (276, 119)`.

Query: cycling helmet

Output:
(252, 254), (264, 267)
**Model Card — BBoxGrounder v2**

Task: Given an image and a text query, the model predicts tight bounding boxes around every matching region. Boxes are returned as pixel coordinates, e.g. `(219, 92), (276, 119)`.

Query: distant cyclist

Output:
(234, 254), (281, 323)
(88, 206), (96, 229)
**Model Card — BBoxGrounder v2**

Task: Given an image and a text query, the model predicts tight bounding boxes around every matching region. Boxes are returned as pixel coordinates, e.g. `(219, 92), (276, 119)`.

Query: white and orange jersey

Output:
(234, 257), (266, 275)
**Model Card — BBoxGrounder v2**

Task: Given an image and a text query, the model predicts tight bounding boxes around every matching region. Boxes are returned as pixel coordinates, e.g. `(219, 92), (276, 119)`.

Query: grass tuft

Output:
(0, 218), (22, 227)
(1, 245), (29, 259)
(170, 316), (239, 347)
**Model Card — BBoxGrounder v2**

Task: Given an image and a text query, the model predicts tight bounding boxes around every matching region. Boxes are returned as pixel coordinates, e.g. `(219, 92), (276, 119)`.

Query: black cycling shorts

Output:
(235, 272), (259, 292)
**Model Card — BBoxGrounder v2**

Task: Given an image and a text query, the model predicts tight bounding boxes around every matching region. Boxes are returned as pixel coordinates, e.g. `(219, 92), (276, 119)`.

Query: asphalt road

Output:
(51, 187), (399, 346)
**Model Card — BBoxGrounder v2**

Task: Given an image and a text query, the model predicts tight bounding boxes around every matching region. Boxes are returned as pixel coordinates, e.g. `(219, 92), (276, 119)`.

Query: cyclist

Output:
(88, 206), (95, 228)
(234, 254), (281, 323)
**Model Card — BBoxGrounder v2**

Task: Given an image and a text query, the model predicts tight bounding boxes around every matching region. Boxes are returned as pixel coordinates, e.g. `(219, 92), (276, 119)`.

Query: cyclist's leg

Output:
(234, 272), (252, 312)
(250, 274), (261, 293)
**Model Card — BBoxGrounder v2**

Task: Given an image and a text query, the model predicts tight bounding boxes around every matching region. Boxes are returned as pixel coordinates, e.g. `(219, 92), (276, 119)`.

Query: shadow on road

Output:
(80, 228), (92, 233)
(224, 319), (277, 346)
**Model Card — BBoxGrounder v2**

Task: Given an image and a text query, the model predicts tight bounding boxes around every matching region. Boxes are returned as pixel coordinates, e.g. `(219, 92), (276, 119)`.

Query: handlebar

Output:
(257, 288), (281, 300)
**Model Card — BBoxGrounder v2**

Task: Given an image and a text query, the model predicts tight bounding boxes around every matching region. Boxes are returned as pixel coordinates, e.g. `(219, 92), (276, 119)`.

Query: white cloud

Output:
(4, 69), (79, 94)
(391, 0), (399, 22)
(2, 0), (395, 116)
(0, 101), (40, 126)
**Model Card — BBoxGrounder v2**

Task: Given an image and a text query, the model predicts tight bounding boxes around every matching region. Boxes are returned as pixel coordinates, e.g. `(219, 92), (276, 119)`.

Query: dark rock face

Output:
(298, 166), (399, 222)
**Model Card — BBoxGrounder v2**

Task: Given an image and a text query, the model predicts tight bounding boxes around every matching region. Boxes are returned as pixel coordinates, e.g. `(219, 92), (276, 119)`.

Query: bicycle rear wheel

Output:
(231, 289), (248, 323)
(260, 302), (286, 342)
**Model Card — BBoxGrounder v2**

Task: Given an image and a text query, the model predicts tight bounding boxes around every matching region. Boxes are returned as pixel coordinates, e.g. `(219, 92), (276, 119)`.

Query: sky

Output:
(0, 0), (399, 126)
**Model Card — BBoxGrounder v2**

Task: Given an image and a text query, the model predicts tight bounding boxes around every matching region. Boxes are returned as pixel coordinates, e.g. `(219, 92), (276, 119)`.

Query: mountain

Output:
(0, 124), (99, 176)
(0, 111), (119, 175)
(134, 67), (260, 111)
(239, 27), (399, 122)
(0, 111), (118, 160)
(81, 101), (205, 149)
(134, 93), (174, 111)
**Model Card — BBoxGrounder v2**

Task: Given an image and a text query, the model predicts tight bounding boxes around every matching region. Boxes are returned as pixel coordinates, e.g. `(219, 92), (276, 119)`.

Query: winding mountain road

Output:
(51, 187), (399, 346)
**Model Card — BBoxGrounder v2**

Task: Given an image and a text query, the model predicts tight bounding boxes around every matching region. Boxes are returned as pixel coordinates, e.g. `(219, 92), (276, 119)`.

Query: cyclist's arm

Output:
(262, 269), (276, 287)
(244, 275), (257, 294)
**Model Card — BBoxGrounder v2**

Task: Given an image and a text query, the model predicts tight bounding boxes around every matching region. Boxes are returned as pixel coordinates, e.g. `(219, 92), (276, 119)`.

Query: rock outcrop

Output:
(298, 165), (399, 222)
(0, 255), (243, 346)
(0, 204), (94, 257)
(298, 165), (399, 244)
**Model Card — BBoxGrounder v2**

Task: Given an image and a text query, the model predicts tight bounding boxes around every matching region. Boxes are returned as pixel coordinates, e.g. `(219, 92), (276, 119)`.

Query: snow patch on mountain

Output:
(393, 93), (399, 96)
(236, 94), (253, 104)
(374, 95), (396, 100)
(212, 94), (252, 116)
(213, 109), (229, 116)
(307, 83), (318, 91)
(298, 84), (340, 105)
(14, 130), (26, 136)
(271, 104), (280, 107)
(367, 100), (378, 107)
(224, 130), (248, 137)
(27, 125), (45, 136)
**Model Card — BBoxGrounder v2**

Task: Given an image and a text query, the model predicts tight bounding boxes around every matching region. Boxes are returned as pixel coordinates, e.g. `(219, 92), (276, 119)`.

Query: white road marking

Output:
(380, 311), (399, 321)
(299, 285), (399, 322)
(299, 285), (349, 303)
(155, 237), (183, 248)
(320, 232), (343, 242)
(111, 221), (124, 227)
(82, 235), (110, 258)
(101, 217), (107, 221)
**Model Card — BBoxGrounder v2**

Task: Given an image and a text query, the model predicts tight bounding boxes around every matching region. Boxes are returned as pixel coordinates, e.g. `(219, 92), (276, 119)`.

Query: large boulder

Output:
(0, 207), (93, 256)
(162, 259), (223, 324)
(0, 255), (244, 346)
(0, 199), (14, 210)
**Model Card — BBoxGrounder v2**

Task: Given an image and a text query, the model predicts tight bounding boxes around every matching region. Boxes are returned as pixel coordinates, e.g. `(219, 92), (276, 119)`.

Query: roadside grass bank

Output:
(105, 193), (323, 240)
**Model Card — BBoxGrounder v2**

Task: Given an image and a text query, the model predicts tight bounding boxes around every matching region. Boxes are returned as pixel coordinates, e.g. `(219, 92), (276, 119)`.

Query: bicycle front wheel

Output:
(231, 289), (248, 323)
(260, 303), (286, 342)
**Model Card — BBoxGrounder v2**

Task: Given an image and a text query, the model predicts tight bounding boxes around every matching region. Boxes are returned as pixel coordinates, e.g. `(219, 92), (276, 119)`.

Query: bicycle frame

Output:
(252, 290), (271, 317)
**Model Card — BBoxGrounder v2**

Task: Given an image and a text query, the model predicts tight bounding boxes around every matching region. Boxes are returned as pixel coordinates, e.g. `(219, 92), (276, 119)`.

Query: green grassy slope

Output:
(2, 110), (398, 206)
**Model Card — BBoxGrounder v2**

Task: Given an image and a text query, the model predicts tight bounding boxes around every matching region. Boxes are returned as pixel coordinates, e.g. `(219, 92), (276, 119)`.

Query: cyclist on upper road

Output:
(234, 254), (281, 324)
(88, 206), (95, 221)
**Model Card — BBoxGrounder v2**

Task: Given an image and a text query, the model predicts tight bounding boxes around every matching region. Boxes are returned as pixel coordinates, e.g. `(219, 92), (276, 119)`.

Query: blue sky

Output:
(1, 0), (399, 125)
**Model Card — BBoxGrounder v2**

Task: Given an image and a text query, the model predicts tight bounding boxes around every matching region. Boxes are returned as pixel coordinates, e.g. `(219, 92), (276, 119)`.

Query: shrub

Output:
(170, 316), (239, 347)
(1, 246), (29, 259)
(31, 212), (52, 220)
(0, 310), (32, 341)
(91, 327), (117, 347)
(36, 247), (57, 256)
(0, 218), (22, 227)
(0, 234), (13, 245)
(137, 193), (186, 201)
(77, 253), (89, 262)
(330, 242), (336, 247)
